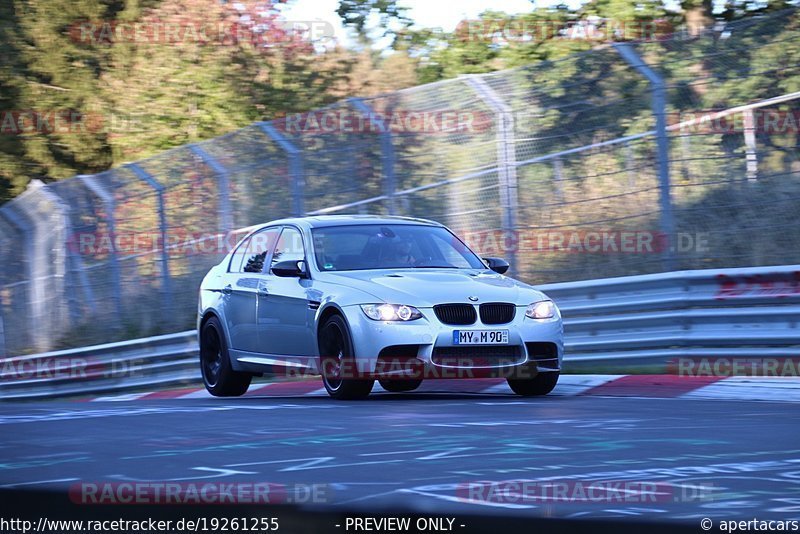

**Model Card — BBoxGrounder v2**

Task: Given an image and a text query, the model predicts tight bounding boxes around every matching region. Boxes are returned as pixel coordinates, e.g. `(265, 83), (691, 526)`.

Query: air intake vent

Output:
(479, 303), (515, 324)
(433, 304), (477, 325)
(432, 345), (522, 367)
(525, 342), (560, 370)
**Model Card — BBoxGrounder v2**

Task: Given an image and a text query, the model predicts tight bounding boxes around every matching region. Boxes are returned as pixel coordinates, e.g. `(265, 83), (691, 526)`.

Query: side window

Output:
(230, 228), (279, 273)
(229, 237), (251, 273)
(242, 228), (280, 273)
(271, 227), (305, 272)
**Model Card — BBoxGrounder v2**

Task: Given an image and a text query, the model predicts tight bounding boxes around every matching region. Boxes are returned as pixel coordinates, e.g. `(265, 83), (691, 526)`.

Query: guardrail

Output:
(2, 264), (799, 399)
(0, 331), (198, 400)
(540, 264), (800, 367)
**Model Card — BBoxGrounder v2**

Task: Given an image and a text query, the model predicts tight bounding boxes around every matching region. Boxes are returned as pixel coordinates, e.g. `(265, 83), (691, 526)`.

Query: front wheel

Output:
(200, 316), (251, 397)
(319, 315), (374, 400)
(379, 378), (423, 393)
(507, 371), (559, 397)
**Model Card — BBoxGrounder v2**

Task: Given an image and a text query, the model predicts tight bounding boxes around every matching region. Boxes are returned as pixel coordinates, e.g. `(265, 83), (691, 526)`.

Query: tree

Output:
(336, 0), (412, 44)
(101, 0), (315, 161)
(0, 0), (123, 203)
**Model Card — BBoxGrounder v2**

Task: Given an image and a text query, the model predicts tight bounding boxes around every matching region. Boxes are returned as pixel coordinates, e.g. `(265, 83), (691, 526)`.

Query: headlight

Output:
(361, 304), (423, 321)
(525, 300), (556, 319)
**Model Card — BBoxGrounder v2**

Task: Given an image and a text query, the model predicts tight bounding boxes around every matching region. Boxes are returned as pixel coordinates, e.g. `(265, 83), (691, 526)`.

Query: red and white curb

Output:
(87, 375), (800, 402)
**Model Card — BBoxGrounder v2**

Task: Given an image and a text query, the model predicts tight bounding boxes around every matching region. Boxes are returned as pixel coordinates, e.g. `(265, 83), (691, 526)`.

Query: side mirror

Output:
(272, 259), (308, 278)
(483, 257), (509, 274)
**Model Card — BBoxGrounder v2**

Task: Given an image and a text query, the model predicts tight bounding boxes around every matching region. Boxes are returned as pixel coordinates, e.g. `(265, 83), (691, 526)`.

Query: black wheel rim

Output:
(321, 323), (345, 392)
(201, 326), (223, 388)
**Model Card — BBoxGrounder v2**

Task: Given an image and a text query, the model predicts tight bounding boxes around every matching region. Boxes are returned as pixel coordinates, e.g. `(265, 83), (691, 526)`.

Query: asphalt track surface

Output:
(2, 385), (800, 529)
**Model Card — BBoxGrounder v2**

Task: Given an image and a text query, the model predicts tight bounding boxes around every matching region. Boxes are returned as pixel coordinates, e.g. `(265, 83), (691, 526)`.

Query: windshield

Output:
(311, 224), (486, 271)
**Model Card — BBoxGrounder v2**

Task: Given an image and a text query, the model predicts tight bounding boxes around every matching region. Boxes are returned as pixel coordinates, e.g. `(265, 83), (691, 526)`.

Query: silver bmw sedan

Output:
(197, 215), (563, 399)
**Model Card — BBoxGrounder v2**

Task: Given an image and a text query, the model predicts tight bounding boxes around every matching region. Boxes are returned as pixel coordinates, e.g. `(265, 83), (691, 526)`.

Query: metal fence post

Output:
(127, 163), (172, 312)
(0, 312), (5, 358)
(0, 206), (38, 350)
(743, 108), (759, 182)
(614, 43), (676, 270)
(464, 75), (519, 274)
(349, 98), (396, 215)
(79, 174), (123, 319)
(188, 144), (233, 232)
(552, 157), (565, 202)
(39, 184), (96, 323)
(257, 122), (305, 216)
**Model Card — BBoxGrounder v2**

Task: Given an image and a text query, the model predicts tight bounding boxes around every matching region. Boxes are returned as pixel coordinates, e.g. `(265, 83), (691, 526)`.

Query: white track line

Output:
(178, 389), (213, 399)
(85, 376), (800, 403)
(91, 392), (151, 402)
(683, 376), (800, 402)
(550, 374), (622, 396)
(0, 478), (80, 488)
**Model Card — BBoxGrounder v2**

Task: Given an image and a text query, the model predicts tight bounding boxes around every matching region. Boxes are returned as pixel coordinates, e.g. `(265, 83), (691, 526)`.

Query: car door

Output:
(258, 226), (316, 358)
(223, 227), (279, 353)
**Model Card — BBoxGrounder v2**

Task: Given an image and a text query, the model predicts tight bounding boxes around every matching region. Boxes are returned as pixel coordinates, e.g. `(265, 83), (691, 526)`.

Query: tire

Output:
(200, 316), (252, 397)
(319, 315), (374, 400)
(507, 371), (559, 397)
(379, 379), (423, 393)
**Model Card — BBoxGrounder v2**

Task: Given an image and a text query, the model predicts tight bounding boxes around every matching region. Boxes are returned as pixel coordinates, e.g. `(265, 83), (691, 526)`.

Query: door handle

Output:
(222, 284), (232, 295)
(258, 286), (269, 296)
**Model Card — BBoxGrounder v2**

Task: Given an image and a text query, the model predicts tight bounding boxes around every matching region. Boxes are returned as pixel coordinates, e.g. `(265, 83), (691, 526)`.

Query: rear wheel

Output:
(200, 316), (251, 397)
(379, 379), (423, 393)
(319, 315), (374, 400)
(507, 371), (559, 397)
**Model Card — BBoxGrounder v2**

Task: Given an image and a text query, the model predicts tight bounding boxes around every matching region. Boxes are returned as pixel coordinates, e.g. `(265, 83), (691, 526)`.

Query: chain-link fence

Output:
(1, 11), (799, 354)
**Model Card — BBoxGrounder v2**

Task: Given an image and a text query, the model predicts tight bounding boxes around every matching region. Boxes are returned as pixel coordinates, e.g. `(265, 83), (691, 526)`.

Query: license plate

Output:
(453, 330), (509, 345)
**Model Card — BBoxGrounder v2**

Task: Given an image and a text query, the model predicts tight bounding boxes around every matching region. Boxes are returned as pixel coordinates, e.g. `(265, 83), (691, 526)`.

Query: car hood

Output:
(321, 269), (548, 307)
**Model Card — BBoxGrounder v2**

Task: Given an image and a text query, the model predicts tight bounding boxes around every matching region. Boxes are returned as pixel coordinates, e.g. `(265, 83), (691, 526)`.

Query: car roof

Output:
(253, 215), (443, 230)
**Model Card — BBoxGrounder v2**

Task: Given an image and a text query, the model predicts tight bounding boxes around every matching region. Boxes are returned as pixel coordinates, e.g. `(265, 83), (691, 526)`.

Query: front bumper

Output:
(340, 304), (563, 379)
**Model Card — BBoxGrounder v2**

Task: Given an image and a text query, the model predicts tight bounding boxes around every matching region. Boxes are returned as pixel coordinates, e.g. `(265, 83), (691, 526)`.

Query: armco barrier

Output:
(0, 331), (198, 400)
(540, 264), (800, 366)
(2, 265), (799, 399)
